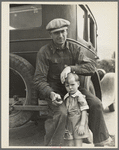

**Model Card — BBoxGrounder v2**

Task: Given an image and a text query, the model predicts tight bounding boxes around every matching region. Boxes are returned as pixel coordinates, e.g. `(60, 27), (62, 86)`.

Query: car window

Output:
(77, 5), (97, 49)
(10, 4), (42, 30)
(77, 6), (85, 40)
(88, 15), (96, 48)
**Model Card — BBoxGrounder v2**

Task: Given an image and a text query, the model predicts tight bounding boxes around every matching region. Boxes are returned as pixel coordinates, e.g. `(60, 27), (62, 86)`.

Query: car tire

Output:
(9, 53), (38, 128)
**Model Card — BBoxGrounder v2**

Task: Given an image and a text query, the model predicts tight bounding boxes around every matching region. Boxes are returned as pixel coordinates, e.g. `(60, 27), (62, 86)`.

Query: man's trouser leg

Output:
(79, 87), (109, 144)
(44, 102), (67, 146)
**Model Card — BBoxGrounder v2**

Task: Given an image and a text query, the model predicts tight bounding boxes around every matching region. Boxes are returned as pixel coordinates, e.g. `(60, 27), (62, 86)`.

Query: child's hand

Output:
(77, 125), (85, 135)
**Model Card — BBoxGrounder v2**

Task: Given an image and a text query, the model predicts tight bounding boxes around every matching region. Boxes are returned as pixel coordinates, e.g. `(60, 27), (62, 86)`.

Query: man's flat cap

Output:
(46, 18), (70, 33)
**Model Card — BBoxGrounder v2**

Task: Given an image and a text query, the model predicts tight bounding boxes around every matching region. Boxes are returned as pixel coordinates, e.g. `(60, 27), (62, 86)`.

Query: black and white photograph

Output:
(1, 1), (118, 148)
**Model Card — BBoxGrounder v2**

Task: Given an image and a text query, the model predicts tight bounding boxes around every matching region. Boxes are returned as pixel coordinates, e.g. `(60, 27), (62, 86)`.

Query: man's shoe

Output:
(104, 135), (115, 147)
(94, 135), (115, 147)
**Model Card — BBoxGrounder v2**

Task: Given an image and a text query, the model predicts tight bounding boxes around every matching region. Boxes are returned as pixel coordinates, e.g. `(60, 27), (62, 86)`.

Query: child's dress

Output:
(64, 90), (92, 142)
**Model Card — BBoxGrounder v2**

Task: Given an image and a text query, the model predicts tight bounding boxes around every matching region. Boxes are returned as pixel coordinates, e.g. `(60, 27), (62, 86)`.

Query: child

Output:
(64, 73), (92, 147)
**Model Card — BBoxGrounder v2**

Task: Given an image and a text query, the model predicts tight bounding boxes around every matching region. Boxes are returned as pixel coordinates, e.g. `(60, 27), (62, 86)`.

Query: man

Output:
(34, 18), (112, 146)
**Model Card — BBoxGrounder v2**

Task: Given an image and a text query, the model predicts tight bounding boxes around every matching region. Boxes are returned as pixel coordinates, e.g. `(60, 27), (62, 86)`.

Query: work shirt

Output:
(64, 90), (89, 117)
(34, 40), (96, 99)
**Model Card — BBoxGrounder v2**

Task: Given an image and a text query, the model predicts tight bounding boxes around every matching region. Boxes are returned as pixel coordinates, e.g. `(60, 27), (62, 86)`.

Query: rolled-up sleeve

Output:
(70, 46), (96, 76)
(34, 49), (53, 99)
(78, 94), (89, 111)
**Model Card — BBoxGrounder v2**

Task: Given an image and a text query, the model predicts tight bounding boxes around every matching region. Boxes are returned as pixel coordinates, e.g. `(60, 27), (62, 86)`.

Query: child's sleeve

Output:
(77, 94), (89, 111)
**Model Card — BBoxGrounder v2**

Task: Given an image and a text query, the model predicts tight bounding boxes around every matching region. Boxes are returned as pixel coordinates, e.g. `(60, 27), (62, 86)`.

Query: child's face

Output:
(65, 76), (79, 95)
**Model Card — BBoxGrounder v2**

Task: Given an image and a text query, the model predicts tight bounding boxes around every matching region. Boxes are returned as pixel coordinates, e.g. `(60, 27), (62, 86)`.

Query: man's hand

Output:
(50, 92), (63, 106)
(60, 66), (71, 84)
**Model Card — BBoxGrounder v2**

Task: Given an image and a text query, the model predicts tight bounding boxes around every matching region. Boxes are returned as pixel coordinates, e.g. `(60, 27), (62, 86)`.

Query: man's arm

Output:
(34, 49), (63, 105)
(70, 50), (96, 76)
(34, 50), (53, 98)
(61, 47), (96, 83)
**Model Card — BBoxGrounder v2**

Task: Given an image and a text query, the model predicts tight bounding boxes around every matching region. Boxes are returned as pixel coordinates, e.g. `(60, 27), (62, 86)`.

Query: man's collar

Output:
(50, 40), (69, 54)
(64, 90), (81, 100)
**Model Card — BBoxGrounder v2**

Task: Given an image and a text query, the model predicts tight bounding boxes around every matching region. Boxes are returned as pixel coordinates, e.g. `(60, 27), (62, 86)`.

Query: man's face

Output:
(50, 29), (68, 46)
(65, 76), (79, 95)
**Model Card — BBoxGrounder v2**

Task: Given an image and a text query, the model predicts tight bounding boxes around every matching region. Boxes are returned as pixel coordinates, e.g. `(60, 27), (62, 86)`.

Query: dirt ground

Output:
(9, 106), (117, 148)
